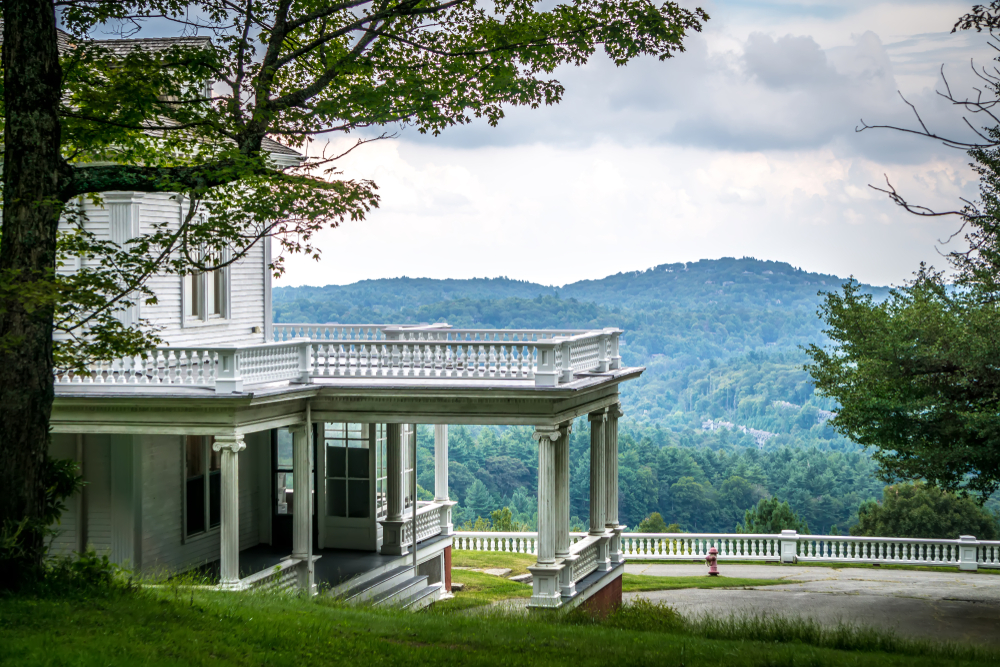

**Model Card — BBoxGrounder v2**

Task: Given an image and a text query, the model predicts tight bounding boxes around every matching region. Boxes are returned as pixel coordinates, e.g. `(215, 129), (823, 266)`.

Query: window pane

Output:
(276, 472), (292, 514)
(327, 479), (347, 517)
(208, 471), (221, 528)
(186, 476), (205, 535)
(348, 480), (370, 518)
(276, 429), (293, 470)
(325, 422), (346, 439)
(347, 447), (368, 479)
(211, 270), (224, 315)
(328, 446), (346, 478)
(186, 436), (204, 477)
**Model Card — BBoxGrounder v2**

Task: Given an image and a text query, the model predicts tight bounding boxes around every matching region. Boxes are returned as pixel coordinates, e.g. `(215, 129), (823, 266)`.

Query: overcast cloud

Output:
(277, 0), (999, 288)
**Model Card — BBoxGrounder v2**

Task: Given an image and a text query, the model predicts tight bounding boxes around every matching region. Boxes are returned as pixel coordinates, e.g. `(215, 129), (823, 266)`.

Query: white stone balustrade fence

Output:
(55, 324), (621, 391)
(454, 531), (1000, 572)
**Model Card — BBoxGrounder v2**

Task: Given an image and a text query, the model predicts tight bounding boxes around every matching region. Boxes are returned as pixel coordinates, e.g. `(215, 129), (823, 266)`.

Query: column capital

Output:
(559, 421), (573, 435)
(213, 434), (246, 454)
(532, 426), (562, 442)
(608, 403), (624, 419)
(588, 407), (608, 423)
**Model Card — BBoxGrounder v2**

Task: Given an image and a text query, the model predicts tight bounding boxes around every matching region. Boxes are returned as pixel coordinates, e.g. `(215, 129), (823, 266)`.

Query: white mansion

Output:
(47, 41), (641, 609)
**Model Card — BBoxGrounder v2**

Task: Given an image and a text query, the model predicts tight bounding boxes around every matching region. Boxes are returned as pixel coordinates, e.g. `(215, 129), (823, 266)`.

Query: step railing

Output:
(454, 531), (1000, 572)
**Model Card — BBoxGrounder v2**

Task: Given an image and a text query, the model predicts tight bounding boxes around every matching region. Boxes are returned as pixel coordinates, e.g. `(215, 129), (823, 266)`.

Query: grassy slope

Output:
(1, 588), (993, 667)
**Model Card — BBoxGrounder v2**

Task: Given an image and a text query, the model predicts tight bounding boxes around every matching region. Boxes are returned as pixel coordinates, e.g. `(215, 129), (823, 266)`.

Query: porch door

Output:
(320, 423), (387, 550)
(270, 426), (318, 550)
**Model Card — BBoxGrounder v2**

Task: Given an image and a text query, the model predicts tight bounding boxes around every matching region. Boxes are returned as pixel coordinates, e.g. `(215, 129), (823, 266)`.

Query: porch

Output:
(49, 322), (642, 612)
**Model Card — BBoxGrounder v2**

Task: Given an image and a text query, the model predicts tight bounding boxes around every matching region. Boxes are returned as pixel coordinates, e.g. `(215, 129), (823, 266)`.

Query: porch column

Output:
(290, 423), (313, 591)
(605, 403), (625, 565)
(528, 426), (562, 608)
(380, 423), (408, 555)
(588, 409), (607, 535)
(213, 434), (245, 589)
(434, 424), (455, 536)
(434, 424), (449, 501)
(555, 421), (576, 597)
(589, 408), (611, 572)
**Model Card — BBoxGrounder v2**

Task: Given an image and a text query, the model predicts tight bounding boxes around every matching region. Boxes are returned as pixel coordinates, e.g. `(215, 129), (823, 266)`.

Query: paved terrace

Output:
(627, 563), (1000, 646)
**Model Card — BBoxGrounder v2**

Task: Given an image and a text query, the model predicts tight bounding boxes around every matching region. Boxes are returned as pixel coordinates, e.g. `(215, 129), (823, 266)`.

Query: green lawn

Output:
(622, 573), (788, 592)
(1, 587), (996, 666)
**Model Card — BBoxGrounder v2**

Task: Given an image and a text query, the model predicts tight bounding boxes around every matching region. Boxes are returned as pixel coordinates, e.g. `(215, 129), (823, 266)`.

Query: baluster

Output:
(459, 343), (469, 378)
(476, 344), (487, 377)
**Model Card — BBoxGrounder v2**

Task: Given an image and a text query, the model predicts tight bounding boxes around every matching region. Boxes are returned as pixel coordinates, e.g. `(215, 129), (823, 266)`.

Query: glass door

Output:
(321, 423), (385, 550)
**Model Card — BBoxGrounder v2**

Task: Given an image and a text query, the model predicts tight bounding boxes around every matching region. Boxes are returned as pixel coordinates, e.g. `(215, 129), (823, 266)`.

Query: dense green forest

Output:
(277, 257), (903, 534)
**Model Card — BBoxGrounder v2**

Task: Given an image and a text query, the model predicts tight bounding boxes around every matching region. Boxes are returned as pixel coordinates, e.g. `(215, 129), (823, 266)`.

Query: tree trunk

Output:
(0, 0), (66, 590)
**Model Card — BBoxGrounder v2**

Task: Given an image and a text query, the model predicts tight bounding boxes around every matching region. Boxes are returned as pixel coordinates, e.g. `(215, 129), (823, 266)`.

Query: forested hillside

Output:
(276, 257), (893, 533)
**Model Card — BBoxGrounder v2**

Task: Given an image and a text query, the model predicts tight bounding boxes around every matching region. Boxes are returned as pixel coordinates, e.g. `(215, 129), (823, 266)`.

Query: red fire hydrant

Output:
(706, 547), (720, 576)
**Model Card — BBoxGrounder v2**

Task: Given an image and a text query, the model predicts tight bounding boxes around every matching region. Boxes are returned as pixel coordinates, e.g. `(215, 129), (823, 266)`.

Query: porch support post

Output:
(291, 423), (313, 592)
(589, 409), (611, 572)
(433, 424), (455, 536)
(528, 426), (562, 608)
(434, 424), (449, 501)
(605, 403), (625, 565)
(555, 421), (577, 597)
(213, 434), (245, 590)
(380, 423), (408, 555)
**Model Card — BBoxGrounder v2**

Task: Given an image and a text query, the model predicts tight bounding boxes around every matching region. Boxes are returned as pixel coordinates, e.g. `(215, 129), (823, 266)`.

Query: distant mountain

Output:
(273, 257), (888, 323)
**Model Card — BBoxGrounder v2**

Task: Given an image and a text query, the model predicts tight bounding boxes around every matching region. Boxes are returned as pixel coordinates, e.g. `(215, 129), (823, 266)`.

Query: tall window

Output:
(325, 423), (380, 519)
(275, 428), (294, 515)
(185, 436), (220, 537)
(183, 251), (228, 322)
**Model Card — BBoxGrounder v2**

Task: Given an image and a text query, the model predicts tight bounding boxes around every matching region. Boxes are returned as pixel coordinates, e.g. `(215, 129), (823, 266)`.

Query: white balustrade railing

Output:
(454, 531), (1000, 572)
(56, 324), (624, 391)
(402, 502), (447, 546)
(569, 535), (602, 583)
(54, 340), (310, 392)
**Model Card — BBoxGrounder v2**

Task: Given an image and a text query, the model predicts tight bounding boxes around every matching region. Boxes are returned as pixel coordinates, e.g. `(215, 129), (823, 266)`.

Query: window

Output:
(325, 423), (382, 519)
(275, 428), (294, 515)
(184, 436), (221, 537)
(183, 251), (228, 323)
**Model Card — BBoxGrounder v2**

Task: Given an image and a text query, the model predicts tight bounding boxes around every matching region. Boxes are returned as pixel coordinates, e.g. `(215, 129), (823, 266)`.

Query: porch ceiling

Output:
(50, 366), (642, 434)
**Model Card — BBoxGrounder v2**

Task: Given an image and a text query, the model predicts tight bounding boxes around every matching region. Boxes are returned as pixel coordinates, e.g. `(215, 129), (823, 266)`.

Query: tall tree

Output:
(0, 0), (707, 588)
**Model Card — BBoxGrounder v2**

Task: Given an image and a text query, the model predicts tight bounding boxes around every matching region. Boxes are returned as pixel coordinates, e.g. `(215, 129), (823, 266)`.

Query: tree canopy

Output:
(851, 482), (999, 540)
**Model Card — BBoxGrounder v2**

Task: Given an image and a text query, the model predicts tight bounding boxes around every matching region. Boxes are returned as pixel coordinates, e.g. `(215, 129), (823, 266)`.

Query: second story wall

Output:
(60, 191), (270, 348)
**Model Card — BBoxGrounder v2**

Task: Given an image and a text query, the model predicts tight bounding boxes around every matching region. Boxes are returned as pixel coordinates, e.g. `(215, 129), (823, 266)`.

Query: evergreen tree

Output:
(465, 480), (494, 521)
(737, 497), (810, 534)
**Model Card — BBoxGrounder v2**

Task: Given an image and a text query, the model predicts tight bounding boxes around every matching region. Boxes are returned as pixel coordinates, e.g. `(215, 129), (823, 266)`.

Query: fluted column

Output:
(291, 425), (311, 560)
(554, 422), (572, 559)
(588, 409), (607, 535)
(555, 421), (576, 597)
(605, 403), (622, 529)
(213, 434), (245, 589)
(380, 423), (408, 555)
(528, 426), (562, 608)
(434, 424), (449, 501)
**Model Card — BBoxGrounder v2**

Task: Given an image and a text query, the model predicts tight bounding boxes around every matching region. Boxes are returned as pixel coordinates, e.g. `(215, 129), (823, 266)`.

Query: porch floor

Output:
(194, 535), (451, 588)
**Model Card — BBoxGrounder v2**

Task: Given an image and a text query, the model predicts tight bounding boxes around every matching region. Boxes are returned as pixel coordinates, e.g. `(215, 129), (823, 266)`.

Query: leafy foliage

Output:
(736, 496), (810, 534)
(851, 482), (999, 540)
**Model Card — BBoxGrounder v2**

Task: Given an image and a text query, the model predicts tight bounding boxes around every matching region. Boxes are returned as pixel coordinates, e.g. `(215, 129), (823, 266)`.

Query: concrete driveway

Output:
(625, 563), (1000, 645)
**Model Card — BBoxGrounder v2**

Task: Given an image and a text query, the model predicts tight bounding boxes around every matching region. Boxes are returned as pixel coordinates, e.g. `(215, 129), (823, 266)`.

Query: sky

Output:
(274, 2), (998, 288)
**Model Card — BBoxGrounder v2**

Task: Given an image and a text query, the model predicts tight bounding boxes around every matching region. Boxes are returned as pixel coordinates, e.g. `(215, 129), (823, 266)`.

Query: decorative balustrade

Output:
(401, 502), (447, 546)
(619, 533), (782, 560)
(54, 340), (309, 392)
(56, 324), (624, 391)
(240, 556), (306, 593)
(273, 324), (399, 342)
(569, 535), (602, 583)
(454, 531), (1000, 572)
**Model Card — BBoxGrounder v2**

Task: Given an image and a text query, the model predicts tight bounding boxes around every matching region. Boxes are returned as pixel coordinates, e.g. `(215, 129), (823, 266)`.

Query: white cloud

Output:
(277, 1), (997, 289)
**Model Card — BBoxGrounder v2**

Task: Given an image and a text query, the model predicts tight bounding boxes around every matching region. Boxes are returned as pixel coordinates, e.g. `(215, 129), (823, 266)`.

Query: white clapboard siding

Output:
(140, 432), (264, 576)
(47, 434), (81, 556)
(55, 191), (268, 348)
